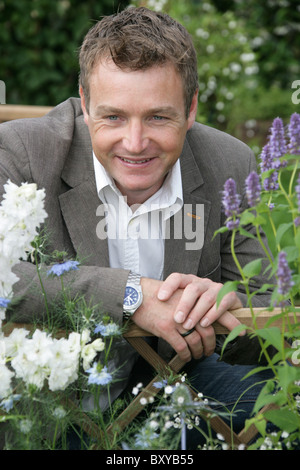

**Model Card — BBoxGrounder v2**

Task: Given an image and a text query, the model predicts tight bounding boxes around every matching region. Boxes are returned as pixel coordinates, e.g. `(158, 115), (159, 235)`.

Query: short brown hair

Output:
(79, 6), (198, 117)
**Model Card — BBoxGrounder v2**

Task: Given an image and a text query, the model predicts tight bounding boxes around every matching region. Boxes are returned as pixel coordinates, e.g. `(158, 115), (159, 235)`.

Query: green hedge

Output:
(0, 0), (129, 106)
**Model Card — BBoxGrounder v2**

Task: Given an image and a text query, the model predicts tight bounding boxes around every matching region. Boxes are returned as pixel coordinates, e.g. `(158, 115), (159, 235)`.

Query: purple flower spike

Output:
(277, 251), (294, 296)
(287, 113), (300, 155)
(259, 144), (279, 191)
(269, 117), (287, 162)
(222, 178), (241, 229)
(245, 171), (261, 207)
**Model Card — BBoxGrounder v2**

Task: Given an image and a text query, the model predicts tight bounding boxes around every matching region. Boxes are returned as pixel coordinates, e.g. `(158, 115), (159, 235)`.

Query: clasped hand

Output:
(132, 273), (243, 362)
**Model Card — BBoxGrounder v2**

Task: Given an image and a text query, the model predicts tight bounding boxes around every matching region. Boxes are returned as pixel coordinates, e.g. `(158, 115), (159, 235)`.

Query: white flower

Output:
(19, 419), (33, 434)
(52, 406), (67, 419)
(0, 180), (47, 307)
(81, 338), (104, 371)
(4, 327), (30, 357)
(0, 363), (14, 399)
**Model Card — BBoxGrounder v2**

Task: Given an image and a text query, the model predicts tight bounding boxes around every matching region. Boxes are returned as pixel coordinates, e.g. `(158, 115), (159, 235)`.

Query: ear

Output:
(79, 86), (89, 126)
(187, 90), (198, 130)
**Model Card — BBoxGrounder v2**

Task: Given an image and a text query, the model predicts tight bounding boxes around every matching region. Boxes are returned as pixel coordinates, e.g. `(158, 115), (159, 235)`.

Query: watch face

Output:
(124, 286), (139, 307)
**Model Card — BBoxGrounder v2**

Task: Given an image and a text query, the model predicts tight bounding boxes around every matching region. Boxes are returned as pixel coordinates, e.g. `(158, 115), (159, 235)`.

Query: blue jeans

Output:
(183, 353), (273, 448)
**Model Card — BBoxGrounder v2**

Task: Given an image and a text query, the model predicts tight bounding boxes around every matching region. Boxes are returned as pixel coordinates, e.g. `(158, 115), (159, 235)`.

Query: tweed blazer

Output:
(0, 98), (273, 363)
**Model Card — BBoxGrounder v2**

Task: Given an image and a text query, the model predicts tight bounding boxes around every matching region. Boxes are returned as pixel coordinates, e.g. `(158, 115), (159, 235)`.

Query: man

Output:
(0, 7), (274, 444)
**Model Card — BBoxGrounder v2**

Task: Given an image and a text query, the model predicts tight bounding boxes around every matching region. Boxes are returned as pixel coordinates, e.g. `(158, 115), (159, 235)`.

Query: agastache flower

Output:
(287, 113), (300, 155)
(222, 178), (241, 229)
(245, 171), (261, 207)
(259, 144), (279, 191)
(269, 117), (287, 168)
(277, 251), (294, 296)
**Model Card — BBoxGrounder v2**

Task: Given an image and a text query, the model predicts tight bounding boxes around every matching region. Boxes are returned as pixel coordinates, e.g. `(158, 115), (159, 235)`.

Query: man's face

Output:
(80, 60), (198, 205)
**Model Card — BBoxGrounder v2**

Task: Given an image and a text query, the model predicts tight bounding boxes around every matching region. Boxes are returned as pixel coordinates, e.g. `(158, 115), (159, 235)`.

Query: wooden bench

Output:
(0, 104), (52, 123)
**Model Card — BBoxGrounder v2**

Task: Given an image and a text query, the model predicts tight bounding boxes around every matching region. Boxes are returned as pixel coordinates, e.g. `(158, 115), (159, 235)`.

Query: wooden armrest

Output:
(2, 307), (299, 338)
(0, 104), (53, 122)
(123, 307), (300, 337)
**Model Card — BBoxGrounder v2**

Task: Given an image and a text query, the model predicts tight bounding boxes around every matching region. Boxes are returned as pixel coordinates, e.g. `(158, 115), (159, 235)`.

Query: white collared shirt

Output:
(93, 153), (183, 279)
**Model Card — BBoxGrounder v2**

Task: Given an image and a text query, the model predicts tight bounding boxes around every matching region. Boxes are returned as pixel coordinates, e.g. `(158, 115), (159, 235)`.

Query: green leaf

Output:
(212, 226), (228, 239)
(220, 324), (248, 356)
(264, 408), (300, 433)
(238, 227), (256, 239)
(242, 258), (262, 278)
(216, 280), (239, 307)
(255, 327), (283, 352)
(275, 222), (294, 245)
(277, 363), (300, 395)
(240, 210), (255, 226)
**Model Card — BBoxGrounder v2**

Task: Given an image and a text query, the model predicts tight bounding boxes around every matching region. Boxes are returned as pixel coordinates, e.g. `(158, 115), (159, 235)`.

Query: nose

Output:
(123, 119), (149, 154)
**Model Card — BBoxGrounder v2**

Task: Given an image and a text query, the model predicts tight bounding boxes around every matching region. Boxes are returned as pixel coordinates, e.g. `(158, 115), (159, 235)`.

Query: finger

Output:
(163, 330), (193, 362)
(198, 291), (243, 328)
(157, 273), (196, 301)
(194, 324), (216, 356)
(180, 282), (222, 329)
(215, 311), (246, 336)
(181, 329), (204, 359)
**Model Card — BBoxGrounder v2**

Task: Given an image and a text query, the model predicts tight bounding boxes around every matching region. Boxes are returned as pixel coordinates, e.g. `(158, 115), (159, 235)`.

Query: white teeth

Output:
(121, 157), (151, 164)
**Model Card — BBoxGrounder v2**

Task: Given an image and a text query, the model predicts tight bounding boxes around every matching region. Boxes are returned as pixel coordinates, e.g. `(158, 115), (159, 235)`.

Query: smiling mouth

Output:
(118, 156), (153, 164)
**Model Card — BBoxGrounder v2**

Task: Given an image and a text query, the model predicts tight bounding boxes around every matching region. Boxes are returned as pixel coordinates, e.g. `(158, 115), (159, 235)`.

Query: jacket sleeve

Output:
(0, 120), (128, 326)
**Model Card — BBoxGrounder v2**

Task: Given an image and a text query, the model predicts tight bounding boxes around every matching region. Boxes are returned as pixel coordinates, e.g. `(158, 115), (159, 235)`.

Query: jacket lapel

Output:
(58, 121), (110, 267)
(163, 137), (211, 278)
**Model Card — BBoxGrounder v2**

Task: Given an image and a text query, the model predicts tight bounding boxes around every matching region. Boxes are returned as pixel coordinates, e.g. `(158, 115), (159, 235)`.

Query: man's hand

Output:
(157, 272), (243, 332)
(132, 277), (204, 362)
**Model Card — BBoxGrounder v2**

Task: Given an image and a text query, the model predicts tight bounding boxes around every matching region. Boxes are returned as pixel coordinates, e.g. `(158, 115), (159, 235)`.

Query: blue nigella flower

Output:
(86, 363), (113, 386)
(0, 394), (21, 412)
(94, 321), (121, 337)
(47, 260), (79, 277)
(0, 298), (11, 309)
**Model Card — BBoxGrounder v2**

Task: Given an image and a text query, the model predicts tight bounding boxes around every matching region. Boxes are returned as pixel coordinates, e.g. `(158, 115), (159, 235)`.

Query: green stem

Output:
(34, 250), (51, 328)
(61, 276), (76, 330)
(230, 229), (277, 376)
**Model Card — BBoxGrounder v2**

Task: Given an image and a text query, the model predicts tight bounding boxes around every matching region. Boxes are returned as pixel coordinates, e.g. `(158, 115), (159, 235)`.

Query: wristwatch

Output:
(123, 272), (143, 320)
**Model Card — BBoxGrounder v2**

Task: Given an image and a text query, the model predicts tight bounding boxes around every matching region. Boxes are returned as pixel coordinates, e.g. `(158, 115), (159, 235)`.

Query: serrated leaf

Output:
(264, 408), (300, 433)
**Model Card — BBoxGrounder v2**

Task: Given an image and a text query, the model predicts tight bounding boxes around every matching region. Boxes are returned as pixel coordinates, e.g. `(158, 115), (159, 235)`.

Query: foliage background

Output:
(0, 0), (300, 145)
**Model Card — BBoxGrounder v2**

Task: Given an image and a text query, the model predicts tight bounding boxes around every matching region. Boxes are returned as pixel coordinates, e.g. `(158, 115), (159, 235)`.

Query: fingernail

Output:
(200, 318), (210, 328)
(174, 311), (185, 323)
(183, 318), (193, 330)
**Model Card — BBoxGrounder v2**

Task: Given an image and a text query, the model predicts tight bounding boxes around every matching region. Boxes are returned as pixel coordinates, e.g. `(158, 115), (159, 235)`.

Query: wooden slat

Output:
(124, 307), (300, 337)
(0, 104), (52, 122)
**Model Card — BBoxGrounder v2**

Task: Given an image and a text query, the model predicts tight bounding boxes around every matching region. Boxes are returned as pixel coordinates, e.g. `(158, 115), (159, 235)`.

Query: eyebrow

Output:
(92, 105), (180, 119)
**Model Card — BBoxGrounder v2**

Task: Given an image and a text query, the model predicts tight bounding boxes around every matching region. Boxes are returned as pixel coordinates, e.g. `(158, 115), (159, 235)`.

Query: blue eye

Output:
(107, 115), (118, 121)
